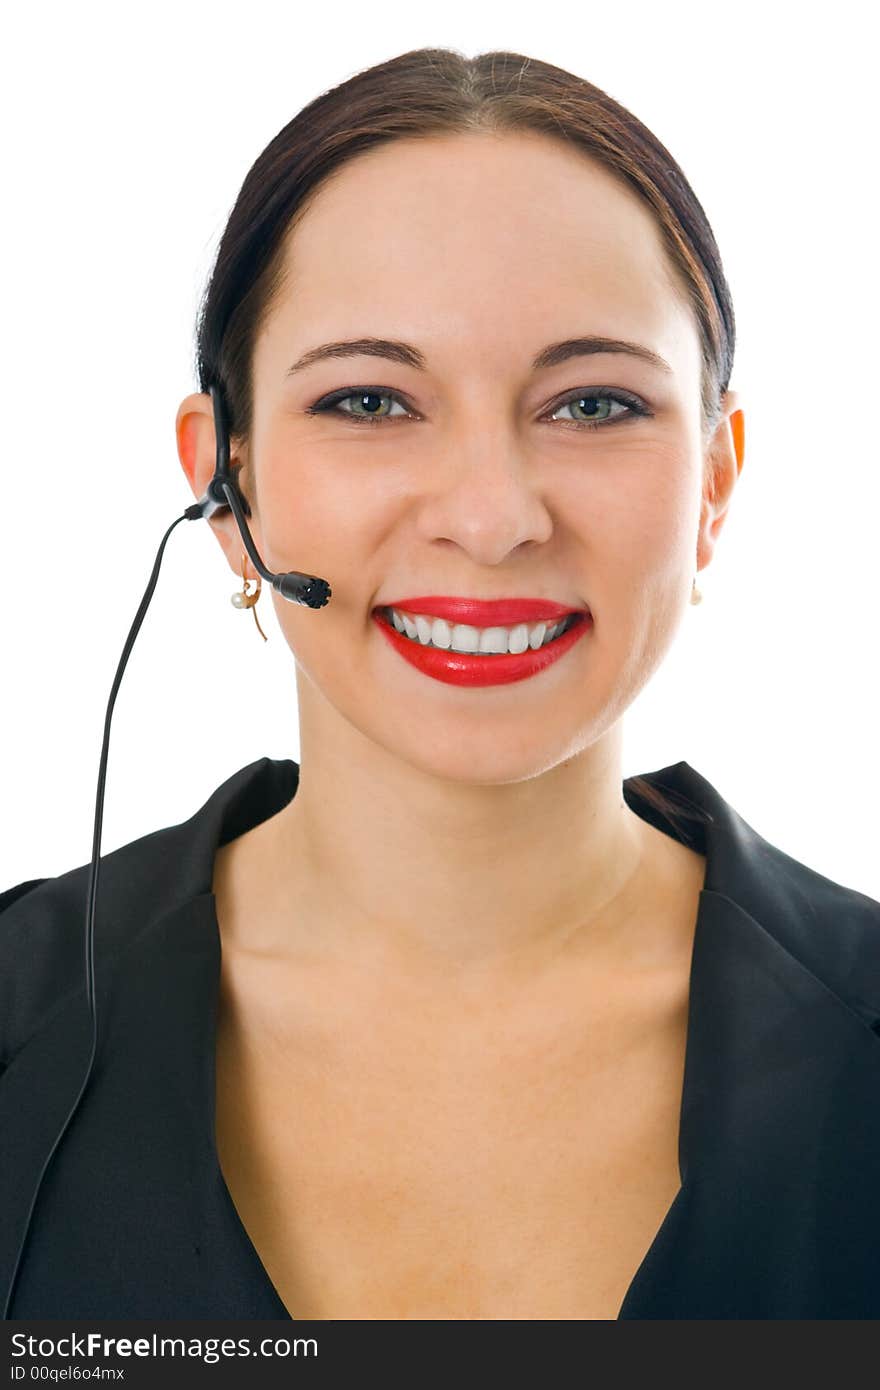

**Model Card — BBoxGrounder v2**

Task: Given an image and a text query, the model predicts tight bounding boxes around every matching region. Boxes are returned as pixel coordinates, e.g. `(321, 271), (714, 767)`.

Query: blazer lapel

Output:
(4, 756), (878, 1317)
(619, 763), (880, 1317)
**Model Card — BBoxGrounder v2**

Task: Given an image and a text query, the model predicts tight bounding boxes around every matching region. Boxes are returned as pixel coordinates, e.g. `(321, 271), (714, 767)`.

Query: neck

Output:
(254, 691), (663, 981)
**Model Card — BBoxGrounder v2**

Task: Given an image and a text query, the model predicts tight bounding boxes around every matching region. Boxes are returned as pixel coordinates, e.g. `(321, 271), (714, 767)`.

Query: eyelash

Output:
(305, 385), (652, 431)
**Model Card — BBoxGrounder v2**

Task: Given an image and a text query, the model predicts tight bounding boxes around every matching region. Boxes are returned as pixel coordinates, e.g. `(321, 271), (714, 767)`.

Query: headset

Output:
(2, 382), (331, 1319)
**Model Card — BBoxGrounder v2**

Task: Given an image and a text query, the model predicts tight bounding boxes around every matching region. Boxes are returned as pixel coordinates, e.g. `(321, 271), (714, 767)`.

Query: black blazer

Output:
(2, 756), (879, 1319)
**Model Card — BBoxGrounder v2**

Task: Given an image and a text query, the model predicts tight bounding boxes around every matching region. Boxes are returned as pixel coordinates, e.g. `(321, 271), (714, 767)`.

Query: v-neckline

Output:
(202, 839), (711, 1321)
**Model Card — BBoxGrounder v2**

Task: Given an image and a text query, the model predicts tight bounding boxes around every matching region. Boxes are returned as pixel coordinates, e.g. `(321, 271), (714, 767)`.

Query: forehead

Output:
(264, 131), (695, 374)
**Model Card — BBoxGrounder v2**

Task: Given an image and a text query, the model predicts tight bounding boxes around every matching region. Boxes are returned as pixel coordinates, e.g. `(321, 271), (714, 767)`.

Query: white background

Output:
(2, 0), (877, 899)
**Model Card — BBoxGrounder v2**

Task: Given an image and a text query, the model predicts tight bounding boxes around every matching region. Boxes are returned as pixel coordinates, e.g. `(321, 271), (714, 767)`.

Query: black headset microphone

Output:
(2, 383), (331, 1319)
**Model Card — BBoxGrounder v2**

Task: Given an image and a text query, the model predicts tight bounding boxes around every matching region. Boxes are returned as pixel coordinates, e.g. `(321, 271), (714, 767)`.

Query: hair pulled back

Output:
(193, 47), (736, 838)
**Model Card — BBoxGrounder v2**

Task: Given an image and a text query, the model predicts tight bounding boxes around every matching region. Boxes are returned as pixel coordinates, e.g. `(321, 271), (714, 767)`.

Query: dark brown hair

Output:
(193, 46), (736, 838)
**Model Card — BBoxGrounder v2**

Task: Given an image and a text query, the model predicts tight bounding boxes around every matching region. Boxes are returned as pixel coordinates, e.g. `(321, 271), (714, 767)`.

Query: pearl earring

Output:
(690, 577), (702, 606)
(230, 553), (268, 641)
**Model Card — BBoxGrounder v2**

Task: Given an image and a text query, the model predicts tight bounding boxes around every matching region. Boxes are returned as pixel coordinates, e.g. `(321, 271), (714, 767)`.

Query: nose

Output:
(412, 424), (554, 566)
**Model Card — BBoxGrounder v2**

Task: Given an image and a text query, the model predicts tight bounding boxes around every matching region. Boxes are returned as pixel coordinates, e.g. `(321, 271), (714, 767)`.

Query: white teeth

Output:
(387, 607), (572, 654)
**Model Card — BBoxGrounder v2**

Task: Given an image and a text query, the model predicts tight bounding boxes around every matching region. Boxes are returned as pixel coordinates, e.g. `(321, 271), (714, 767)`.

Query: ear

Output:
(175, 392), (262, 581)
(695, 389), (745, 574)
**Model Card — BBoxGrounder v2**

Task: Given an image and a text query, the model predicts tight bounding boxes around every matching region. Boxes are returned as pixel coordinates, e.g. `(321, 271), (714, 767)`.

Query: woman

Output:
(2, 48), (878, 1321)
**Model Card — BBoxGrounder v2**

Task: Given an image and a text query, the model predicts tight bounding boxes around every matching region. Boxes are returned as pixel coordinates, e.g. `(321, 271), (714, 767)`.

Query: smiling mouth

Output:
(376, 605), (588, 655)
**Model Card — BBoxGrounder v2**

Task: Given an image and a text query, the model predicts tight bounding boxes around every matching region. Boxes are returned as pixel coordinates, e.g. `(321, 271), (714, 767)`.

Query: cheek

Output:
(567, 453), (698, 571)
(256, 447), (379, 576)
(569, 452), (697, 668)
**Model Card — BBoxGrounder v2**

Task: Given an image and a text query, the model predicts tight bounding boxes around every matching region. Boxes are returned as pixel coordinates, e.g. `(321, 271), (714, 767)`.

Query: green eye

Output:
(307, 384), (651, 430)
(545, 389), (650, 430)
(308, 388), (409, 424)
(555, 394), (616, 423)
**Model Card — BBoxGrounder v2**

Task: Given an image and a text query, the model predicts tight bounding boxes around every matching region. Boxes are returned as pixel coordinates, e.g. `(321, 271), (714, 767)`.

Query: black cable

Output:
(2, 511), (190, 1320)
(3, 380), (331, 1318)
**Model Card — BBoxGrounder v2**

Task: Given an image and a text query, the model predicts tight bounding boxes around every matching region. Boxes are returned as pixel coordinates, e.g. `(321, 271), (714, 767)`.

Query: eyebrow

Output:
(286, 335), (674, 377)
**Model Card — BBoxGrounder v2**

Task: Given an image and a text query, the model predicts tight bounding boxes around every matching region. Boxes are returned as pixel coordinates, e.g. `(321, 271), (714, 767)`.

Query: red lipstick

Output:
(371, 605), (592, 688)
(376, 596), (588, 625)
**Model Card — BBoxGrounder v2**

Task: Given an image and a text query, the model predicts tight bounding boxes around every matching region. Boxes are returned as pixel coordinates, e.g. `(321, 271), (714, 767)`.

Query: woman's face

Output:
(192, 130), (741, 783)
